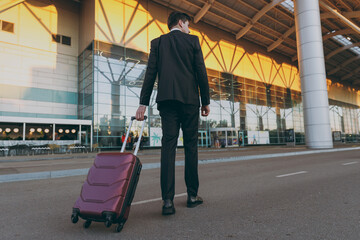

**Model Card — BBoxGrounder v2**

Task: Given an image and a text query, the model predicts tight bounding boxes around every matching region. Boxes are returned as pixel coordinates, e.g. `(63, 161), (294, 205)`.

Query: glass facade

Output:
(78, 40), (359, 149)
(329, 99), (360, 142)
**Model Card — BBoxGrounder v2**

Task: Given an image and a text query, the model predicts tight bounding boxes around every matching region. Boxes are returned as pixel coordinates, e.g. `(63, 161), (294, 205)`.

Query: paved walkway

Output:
(2, 144), (360, 239)
(0, 143), (359, 183)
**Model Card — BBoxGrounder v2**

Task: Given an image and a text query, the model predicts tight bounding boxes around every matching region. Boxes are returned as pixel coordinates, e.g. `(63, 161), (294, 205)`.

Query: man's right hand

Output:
(201, 105), (210, 117)
(136, 105), (147, 121)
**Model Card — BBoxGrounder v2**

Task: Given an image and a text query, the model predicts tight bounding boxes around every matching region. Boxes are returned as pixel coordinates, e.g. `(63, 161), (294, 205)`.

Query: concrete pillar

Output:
(294, 0), (333, 148)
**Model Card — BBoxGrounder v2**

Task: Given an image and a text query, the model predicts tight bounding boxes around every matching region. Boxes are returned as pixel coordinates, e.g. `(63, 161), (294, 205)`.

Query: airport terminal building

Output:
(0, 0), (359, 151)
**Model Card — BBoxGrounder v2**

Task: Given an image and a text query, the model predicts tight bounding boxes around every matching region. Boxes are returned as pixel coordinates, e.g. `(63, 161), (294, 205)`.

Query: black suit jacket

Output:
(139, 30), (210, 107)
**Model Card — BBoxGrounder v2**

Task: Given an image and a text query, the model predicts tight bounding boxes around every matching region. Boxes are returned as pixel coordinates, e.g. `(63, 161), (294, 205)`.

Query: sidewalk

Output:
(1, 143), (359, 183)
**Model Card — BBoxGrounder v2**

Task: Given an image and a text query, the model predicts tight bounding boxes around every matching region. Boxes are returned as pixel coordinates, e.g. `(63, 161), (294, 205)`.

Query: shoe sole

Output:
(162, 208), (175, 215)
(186, 202), (203, 208)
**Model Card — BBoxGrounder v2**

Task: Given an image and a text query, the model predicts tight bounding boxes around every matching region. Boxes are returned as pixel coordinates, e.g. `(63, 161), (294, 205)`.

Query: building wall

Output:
(93, 0), (360, 107)
(79, 0), (95, 54)
(0, 0), (79, 119)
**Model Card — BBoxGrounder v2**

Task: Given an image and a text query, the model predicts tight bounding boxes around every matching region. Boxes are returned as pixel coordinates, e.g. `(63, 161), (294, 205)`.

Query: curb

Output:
(1, 147), (360, 183)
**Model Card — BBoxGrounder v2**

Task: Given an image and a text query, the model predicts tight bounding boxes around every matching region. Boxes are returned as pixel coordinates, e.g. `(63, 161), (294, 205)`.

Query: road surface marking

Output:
(132, 193), (187, 205)
(276, 171), (308, 178)
(342, 161), (358, 166)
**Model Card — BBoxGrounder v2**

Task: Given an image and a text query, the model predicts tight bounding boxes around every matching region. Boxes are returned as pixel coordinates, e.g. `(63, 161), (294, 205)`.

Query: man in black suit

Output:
(136, 11), (210, 215)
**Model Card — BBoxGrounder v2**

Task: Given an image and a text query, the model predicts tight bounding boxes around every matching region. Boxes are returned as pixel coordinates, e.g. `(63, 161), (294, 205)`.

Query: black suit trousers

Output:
(158, 100), (200, 200)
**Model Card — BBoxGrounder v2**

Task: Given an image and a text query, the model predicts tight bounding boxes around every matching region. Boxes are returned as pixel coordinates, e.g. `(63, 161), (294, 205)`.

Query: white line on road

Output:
(132, 193), (187, 205)
(342, 161), (358, 166)
(276, 171), (308, 178)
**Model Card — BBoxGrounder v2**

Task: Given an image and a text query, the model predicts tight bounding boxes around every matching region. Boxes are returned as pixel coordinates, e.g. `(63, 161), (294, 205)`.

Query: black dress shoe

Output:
(162, 199), (175, 215)
(187, 195), (203, 208)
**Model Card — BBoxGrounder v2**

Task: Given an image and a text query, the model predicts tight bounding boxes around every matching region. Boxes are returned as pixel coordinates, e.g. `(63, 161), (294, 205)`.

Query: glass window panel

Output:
(25, 124), (53, 140)
(245, 78), (255, 86)
(62, 35), (71, 46)
(0, 123), (23, 140)
(125, 86), (141, 98)
(2, 21), (14, 33)
(55, 125), (78, 140)
(125, 96), (140, 107)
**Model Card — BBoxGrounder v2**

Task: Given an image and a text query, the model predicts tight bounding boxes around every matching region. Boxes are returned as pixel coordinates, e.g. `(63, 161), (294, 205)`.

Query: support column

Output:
(294, 0), (333, 148)
(23, 123), (26, 141)
(53, 124), (56, 141)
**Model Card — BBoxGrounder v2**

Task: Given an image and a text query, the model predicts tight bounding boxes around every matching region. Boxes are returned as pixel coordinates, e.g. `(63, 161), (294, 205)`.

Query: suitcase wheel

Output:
(116, 222), (124, 233)
(71, 213), (79, 224)
(105, 215), (113, 228)
(105, 220), (112, 228)
(83, 220), (91, 229)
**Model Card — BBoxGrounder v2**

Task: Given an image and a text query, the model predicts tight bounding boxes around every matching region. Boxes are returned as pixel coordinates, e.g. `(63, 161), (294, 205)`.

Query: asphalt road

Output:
(1, 150), (360, 239)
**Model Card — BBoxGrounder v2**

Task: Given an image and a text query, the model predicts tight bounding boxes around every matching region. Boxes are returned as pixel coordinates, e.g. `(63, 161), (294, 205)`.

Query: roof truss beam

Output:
(323, 28), (355, 41)
(236, 0), (285, 40)
(325, 42), (360, 60)
(321, 11), (360, 19)
(328, 55), (360, 75)
(332, 0), (353, 12)
(267, 27), (295, 52)
(235, 0), (291, 30)
(268, 27), (353, 53)
(194, 0), (216, 23)
(341, 66), (360, 81)
(207, 1), (296, 46)
(319, 1), (360, 34)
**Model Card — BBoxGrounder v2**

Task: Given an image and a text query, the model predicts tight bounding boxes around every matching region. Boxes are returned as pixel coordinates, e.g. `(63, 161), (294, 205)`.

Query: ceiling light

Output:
(13, 128), (19, 133)
(44, 129), (50, 133)
(59, 129), (63, 133)
(5, 128), (11, 133)
(30, 128), (35, 133)
(65, 129), (70, 134)
(71, 129), (76, 133)
(37, 128), (42, 133)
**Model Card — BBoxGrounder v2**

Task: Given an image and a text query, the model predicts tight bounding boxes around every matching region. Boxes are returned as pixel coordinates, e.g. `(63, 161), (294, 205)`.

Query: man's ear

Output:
(178, 19), (183, 28)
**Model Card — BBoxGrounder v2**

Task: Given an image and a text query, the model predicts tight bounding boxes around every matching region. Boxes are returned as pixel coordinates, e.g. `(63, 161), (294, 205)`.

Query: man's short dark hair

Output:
(167, 11), (191, 30)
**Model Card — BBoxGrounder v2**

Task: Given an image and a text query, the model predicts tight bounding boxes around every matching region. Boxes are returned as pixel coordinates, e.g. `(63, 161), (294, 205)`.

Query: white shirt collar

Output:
(171, 27), (181, 32)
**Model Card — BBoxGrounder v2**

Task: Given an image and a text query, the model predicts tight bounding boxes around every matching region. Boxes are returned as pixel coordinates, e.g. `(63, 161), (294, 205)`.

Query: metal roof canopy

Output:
(150, 0), (360, 89)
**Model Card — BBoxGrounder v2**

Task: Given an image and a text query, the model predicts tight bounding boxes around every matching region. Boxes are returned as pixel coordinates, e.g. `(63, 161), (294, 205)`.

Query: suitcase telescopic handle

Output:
(121, 116), (147, 155)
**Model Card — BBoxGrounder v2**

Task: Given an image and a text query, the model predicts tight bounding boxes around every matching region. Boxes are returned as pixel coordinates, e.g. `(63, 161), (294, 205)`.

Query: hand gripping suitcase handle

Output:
(120, 116), (147, 156)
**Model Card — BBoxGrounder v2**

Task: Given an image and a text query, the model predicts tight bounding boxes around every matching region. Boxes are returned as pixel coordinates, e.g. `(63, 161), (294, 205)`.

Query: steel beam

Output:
(194, 0), (215, 23)
(236, 0), (285, 40)
(0, 0), (25, 14)
(323, 28), (355, 41)
(321, 11), (360, 19)
(328, 55), (360, 75)
(341, 66), (360, 81)
(268, 27), (295, 52)
(269, 27), (354, 53)
(319, 1), (360, 34)
(325, 42), (360, 60)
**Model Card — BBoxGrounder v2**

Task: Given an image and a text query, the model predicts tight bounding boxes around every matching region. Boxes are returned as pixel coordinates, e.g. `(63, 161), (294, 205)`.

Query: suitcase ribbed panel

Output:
(74, 153), (138, 218)
(87, 163), (132, 186)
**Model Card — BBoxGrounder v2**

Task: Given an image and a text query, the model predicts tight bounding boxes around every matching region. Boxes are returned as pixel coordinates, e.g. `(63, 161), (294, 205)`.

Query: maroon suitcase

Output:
(71, 116), (145, 232)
